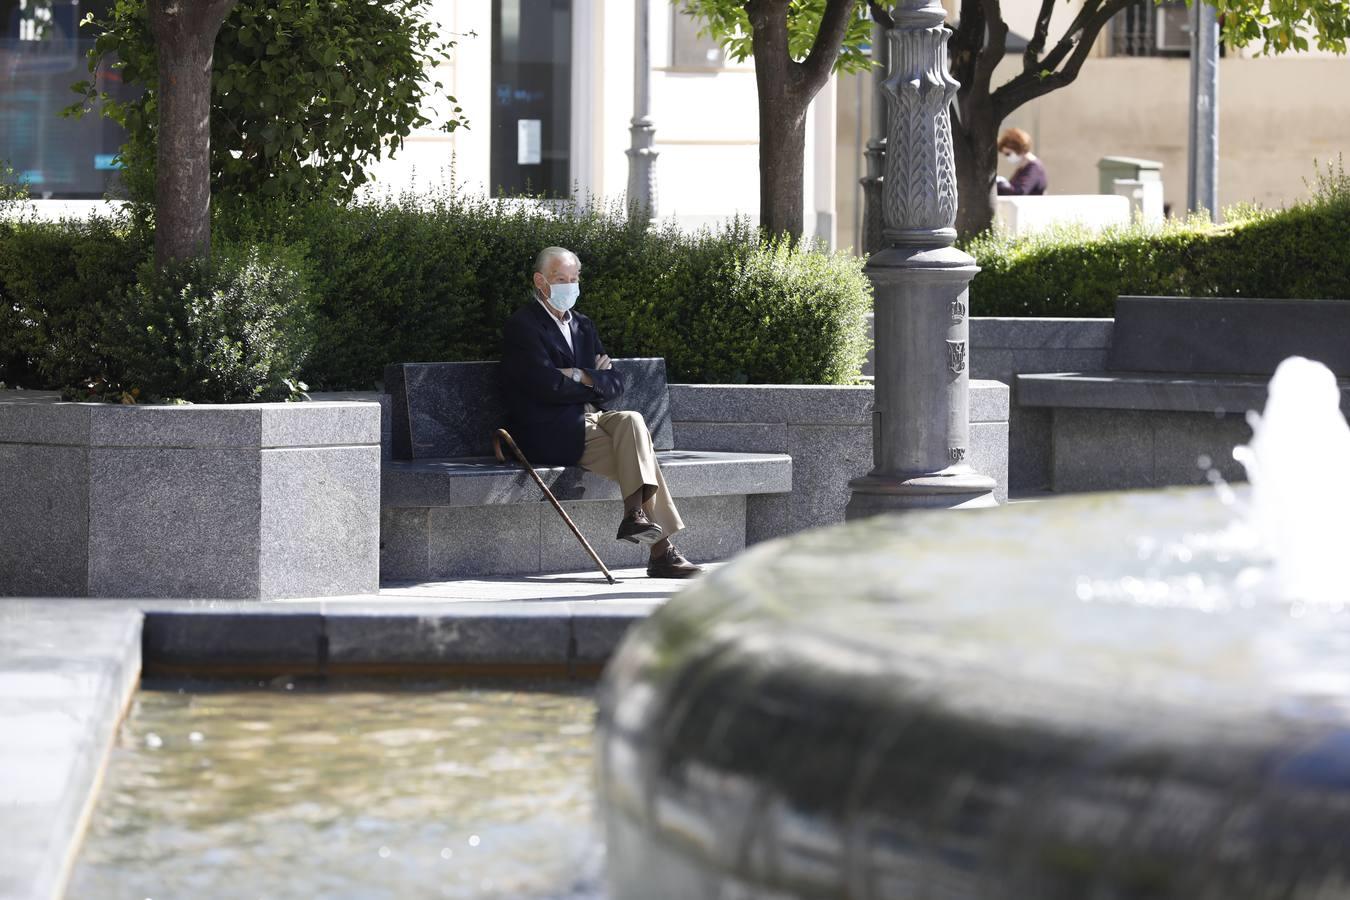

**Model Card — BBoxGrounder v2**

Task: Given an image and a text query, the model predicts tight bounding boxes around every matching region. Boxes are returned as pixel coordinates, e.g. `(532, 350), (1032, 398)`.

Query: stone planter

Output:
(668, 381), (1009, 543)
(0, 396), (381, 599)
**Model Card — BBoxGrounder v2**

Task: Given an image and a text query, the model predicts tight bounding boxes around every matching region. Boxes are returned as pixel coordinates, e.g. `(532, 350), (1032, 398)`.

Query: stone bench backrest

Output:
(384, 359), (674, 460)
(1108, 296), (1350, 377)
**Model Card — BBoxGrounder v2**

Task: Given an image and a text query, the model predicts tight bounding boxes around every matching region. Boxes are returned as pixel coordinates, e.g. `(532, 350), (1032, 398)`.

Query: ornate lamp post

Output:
(846, 0), (997, 518)
(859, 19), (888, 256)
(626, 0), (658, 222)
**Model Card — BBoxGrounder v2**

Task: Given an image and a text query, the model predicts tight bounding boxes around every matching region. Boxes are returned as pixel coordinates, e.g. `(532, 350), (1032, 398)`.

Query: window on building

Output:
(490, 0), (572, 198)
(670, 8), (724, 69)
(1, 0), (132, 198)
(1109, 0), (1192, 57)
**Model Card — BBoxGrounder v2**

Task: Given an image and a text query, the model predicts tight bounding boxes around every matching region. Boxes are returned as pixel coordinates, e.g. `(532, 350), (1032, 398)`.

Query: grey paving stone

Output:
(0, 444), (89, 597)
(970, 316), (1113, 351)
(88, 404), (261, 448)
(667, 384), (874, 426)
(969, 421), (1009, 504)
(969, 347), (1015, 383)
(385, 361), (506, 459)
(786, 424), (873, 532)
(427, 504), (543, 577)
(1017, 373), (1311, 415)
(969, 380), (1009, 424)
(1150, 410), (1252, 487)
(382, 451), (791, 508)
(1050, 408), (1156, 492)
(88, 447), (263, 598)
(0, 400), (92, 446)
(324, 611), (573, 667)
(746, 493), (791, 545)
(0, 605), (140, 900)
(569, 611), (648, 665)
(608, 358), (675, 451)
(380, 507), (430, 582)
(260, 446), (381, 599)
(671, 422), (788, 454)
(260, 401), (381, 448)
(141, 612), (324, 673)
(1008, 406), (1052, 493)
(1109, 296), (1350, 376)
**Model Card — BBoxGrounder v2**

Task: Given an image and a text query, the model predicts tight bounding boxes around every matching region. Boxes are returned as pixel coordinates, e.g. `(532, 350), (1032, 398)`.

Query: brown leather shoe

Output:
(647, 546), (704, 579)
(617, 508), (664, 545)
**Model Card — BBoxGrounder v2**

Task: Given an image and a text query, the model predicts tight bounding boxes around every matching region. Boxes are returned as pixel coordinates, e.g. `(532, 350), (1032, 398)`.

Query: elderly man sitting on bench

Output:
(500, 246), (703, 580)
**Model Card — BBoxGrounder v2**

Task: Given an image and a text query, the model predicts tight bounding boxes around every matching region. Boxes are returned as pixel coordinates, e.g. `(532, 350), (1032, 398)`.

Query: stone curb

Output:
(0, 605), (142, 900)
(140, 603), (654, 676)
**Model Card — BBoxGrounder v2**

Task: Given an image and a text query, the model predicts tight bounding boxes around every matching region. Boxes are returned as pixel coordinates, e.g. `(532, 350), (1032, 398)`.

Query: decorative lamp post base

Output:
(846, 244), (995, 519)
(846, 472), (997, 517)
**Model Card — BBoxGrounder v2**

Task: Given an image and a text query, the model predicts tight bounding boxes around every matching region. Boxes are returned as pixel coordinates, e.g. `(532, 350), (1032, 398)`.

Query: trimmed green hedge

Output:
(228, 193), (873, 389)
(0, 195), (873, 393)
(967, 162), (1350, 316)
(0, 215), (148, 390)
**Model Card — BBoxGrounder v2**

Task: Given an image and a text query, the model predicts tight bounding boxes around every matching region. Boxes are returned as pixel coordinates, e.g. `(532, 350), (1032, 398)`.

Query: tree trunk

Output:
(953, 99), (1000, 241)
(148, 0), (236, 269)
(746, 0), (807, 242)
(758, 100), (809, 241)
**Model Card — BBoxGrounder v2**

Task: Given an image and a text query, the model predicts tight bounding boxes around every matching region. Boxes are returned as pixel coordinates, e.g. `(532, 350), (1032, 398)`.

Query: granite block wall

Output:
(668, 382), (1010, 544)
(0, 396), (382, 599)
(866, 316), (1112, 492)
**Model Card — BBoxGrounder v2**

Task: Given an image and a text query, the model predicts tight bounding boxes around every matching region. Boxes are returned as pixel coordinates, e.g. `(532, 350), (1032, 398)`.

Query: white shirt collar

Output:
(535, 293), (574, 352)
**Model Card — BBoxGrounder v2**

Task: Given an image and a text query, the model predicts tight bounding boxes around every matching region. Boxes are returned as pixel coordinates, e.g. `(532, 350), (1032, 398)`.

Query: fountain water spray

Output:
(1233, 356), (1350, 607)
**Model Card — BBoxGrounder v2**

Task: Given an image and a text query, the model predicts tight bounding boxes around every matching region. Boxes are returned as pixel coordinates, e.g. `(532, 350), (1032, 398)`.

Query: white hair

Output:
(533, 246), (580, 276)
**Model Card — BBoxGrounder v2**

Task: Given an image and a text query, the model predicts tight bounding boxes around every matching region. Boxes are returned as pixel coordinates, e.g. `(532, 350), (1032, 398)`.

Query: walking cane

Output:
(493, 428), (617, 585)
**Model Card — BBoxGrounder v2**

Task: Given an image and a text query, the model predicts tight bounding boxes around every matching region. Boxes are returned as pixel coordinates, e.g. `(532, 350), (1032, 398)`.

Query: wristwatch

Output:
(571, 368), (583, 383)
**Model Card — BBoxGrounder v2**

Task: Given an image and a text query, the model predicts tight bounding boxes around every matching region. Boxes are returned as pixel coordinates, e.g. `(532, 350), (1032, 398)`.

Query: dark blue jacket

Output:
(500, 300), (625, 465)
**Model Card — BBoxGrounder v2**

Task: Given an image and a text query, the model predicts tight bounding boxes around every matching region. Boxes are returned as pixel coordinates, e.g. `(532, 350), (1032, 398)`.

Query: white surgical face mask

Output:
(546, 281), (579, 312)
(1002, 151), (1024, 166)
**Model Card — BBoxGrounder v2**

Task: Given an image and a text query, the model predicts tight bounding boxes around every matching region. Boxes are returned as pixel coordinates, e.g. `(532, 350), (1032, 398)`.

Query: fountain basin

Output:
(597, 487), (1350, 899)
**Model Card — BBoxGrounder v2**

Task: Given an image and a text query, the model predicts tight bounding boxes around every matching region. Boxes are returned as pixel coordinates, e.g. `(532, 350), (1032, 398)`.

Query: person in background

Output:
(995, 128), (1048, 196)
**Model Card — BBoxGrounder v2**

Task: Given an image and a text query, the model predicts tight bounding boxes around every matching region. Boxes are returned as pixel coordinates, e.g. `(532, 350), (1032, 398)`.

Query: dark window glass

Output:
(1, 0), (133, 197)
(1110, 0), (1191, 57)
(490, 0), (571, 198)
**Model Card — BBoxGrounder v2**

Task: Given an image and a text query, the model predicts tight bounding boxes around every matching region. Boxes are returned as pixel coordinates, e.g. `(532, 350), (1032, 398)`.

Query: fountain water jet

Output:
(1234, 356), (1350, 608)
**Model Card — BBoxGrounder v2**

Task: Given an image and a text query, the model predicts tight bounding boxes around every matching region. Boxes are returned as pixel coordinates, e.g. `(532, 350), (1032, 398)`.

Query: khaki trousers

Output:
(578, 410), (684, 538)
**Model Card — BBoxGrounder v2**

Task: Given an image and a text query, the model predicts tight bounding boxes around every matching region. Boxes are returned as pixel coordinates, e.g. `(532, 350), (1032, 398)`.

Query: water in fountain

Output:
(1233, 356), (1350, 608)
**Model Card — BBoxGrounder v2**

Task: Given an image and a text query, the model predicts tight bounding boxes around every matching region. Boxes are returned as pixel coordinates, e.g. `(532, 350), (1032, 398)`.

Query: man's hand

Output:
(595, 354), (613, 370)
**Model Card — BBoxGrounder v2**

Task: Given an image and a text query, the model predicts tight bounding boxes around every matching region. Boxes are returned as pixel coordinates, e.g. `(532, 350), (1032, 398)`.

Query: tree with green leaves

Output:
(683, 0), (1349, 241)
(71, 0), (467, 265)
(682, 0), (873, 239)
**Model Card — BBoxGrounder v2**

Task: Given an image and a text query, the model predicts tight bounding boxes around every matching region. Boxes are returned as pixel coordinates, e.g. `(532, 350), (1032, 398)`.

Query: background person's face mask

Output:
(546, 281), (580, 313)
(1002, 152), (1024, 166)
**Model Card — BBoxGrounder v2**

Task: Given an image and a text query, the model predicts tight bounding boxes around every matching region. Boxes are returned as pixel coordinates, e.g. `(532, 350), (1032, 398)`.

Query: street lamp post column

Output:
(626, 0), (658, 222)
(859, 19), (888, 255)
(845, 0), (997, 519)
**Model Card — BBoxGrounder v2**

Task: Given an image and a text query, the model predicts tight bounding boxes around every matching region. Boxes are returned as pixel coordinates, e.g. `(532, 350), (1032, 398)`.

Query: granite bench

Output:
(1015, 296), (1350, 492)
(379, 359), (792, 580)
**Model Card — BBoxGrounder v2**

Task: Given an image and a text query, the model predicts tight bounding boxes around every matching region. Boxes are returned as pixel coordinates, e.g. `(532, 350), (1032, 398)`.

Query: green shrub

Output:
(1, 193), (870, 395)
(94, 243), (313, 403)
(230, 191), (872, 388)
(0, 213), (147, 389)
(966, 158), (1350, 316)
